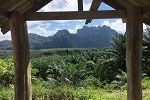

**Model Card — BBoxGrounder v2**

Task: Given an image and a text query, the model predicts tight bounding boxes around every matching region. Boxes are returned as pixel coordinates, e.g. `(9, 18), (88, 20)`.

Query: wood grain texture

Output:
(103, 0), (126, 10)
(114, 0), (134, 8)
(126, 6), (143, 100)
(1, 0), (53, 34)
(0, 7), (9, 18)
(143, 4), (150, 15)
(25, 10), (126, 21)
(26, 0), (53, 12)
(9, 11), (32, 100)
(127, 0), (145, 6)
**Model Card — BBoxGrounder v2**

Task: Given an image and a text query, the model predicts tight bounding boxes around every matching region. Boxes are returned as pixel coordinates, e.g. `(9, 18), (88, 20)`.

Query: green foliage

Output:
(0, 48), (150, 99)
(79, 76), (103, 88)
(142, 77), (150, 89)
(0, 58), (14, 87)
(104, 34), (126, 72)
(0, 87), (14, 100)
(143, 28), (150, 77)
(0, 50), (13, 59)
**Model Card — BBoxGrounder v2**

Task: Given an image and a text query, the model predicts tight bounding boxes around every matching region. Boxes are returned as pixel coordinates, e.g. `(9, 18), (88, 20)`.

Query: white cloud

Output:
(39, 0), (78, 12)
(0, 29), (11, 41)
(143, 24), (147, 32)
(83, 0), (92, 11)
(28, 25), (60, 36)
(27, 21), (43, 27)
(68, 25), (83, 33)
(37, 0), (91, 24)
(102, 19), (147, 34)
(102, 19), (126, 34)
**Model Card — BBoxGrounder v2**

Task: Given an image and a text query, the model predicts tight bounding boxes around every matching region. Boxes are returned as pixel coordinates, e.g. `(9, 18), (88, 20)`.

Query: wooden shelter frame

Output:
(0, 0), (150, 100)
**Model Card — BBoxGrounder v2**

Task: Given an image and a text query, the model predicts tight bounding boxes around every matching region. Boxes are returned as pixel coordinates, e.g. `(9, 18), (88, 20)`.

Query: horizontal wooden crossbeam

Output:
(25, 10), (126, 21)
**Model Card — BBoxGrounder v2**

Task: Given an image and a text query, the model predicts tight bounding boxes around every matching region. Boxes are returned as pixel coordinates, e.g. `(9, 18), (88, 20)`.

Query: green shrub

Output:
(79, 76), (102, 88)
(0, 58), (14, 87)
(142, 77), (150, 89)
(0, 87), (14, 100)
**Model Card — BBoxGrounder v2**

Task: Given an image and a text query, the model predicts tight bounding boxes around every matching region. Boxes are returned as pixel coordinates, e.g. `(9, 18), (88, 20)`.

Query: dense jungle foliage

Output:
(0, 29), (150, 99)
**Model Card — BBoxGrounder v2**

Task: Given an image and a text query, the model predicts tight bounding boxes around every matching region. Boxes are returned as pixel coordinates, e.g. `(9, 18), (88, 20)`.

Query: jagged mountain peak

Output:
(54, 30), (70, 37)
(0, 25), (118, 50)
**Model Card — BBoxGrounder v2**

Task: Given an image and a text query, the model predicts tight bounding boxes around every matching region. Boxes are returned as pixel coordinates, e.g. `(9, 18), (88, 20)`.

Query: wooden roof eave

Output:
(0, 7), (9, 19)
(1, 0), (53, 34)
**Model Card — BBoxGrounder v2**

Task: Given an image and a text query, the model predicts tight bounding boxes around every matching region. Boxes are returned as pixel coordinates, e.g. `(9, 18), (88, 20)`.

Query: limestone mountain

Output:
(0, 25), (118, 50)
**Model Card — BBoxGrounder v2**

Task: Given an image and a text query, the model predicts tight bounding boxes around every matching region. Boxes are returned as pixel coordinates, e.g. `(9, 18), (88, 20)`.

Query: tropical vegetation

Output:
(0, 28), (150, 99)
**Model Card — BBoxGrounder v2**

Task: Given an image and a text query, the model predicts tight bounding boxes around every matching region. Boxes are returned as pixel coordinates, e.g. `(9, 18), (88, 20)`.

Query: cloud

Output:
(26, 0), (91, 29)
(27, 21), (43, 27)
(39, 0), (92, 12)
(68, 25), (83, 33)
(102, 19), (147, 34)
(102, 19), (126, 34)
(83, 0), (92, 11)
(28, 25), (61, 36)
(39, 0), (77, 12)
(0, 30), (11, 41)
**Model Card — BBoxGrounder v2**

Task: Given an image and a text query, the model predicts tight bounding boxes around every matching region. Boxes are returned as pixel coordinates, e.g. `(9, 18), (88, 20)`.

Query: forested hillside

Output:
(0, 25), (117, 50)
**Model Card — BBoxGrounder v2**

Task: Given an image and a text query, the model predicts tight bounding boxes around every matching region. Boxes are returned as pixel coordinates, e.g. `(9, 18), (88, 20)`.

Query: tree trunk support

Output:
(126, 6), (143, 100)
(9, 11), (32, 100)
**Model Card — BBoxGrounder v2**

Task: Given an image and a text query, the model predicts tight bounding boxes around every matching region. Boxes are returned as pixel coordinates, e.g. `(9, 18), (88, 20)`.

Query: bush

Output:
(0, 58), (14, 87)
(79, 76), (102, 88)
(0, 87), (14, 100)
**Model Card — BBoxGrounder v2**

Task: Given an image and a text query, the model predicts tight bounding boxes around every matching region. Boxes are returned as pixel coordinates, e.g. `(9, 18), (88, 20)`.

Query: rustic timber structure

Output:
(0, 0), (150, 100)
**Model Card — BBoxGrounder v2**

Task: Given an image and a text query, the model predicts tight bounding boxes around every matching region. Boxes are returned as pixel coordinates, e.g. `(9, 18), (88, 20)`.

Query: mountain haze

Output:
(0, 25), (117, 50)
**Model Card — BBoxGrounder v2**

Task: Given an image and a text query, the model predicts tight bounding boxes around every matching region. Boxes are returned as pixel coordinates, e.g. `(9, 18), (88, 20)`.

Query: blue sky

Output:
(1, 0), (145, 41)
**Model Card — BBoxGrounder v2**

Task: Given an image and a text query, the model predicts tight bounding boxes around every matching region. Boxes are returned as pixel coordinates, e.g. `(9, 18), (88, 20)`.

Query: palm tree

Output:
(104, 33), (126, 72)
(143, 27), (150, 77)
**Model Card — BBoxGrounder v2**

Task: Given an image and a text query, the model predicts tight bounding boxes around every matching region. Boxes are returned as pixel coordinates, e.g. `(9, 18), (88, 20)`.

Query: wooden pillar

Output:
(9, 11), (32, 100)
(126, 6), (143, 100)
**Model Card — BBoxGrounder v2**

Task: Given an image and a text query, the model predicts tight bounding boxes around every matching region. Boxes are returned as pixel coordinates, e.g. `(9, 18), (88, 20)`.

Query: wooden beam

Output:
(26, 0), (53, 12)
(0, 22), (3, 27)
(143, 4), (150, 15)
(1, 23), (9, 34)
(78, 0), (83, 11)
(1, 0), (53, 34)
(25, 10), (126, 21)
(114, 0), (134, 8)
(9, 11), (32, 100)
(0, 7), (9, 18)
(143, 18), (150, 26)
(127, 0), (145, 6)
(103, 0), (126, 10)
(122, 18), (150, 26)
(85, 0), (103, 24)
(126, 6), (142, 100)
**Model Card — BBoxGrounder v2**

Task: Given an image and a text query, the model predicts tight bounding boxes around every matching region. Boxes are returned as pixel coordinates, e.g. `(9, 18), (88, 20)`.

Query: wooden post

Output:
(126, 6), (143, 100)
(78, 0), (83, 11)
(9, 11), (32, 100)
